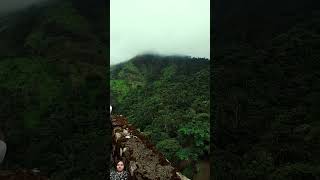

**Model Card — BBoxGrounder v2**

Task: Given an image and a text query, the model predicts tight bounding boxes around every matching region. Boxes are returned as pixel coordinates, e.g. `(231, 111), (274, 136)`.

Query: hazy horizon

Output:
(111, 0), (210, 65)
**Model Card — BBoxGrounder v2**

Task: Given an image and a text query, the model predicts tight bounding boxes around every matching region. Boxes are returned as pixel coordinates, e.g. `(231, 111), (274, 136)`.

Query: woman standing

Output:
(110, 160), (129, 180)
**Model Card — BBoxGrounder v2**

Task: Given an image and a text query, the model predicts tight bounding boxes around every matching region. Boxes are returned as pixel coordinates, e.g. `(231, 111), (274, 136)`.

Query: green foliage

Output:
(213, 14), (320, 180)
(181, 163), (195, 178)
(176, 148), (197, 161)
(45, 2), (90, 33)
(24, 30), (48, 54)
(178, 118), (210, 150)
(270, 163), (320, 180)
(111, 54), (210, 177)
(156, 138), (182, 161)
(0, 1), (109, 179)
(239, 150), (275, 180)
(110, 80), (130, 103)
(0, 57), (60, 128)
(0, 56), (108, 179)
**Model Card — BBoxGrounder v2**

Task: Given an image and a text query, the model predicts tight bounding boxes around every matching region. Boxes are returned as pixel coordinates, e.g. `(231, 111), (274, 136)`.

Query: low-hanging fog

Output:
(111, 0), (210, 65)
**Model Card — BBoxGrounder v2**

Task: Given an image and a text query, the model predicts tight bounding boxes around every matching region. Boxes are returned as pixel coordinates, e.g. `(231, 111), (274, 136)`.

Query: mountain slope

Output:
(110, 54), (210, 178)
(212, 11), (320, 180)
(0, 1), (109, 179)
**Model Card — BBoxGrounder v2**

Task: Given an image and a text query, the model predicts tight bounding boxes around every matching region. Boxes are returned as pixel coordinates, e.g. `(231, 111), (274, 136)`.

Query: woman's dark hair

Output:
(115, 159), (125, 169)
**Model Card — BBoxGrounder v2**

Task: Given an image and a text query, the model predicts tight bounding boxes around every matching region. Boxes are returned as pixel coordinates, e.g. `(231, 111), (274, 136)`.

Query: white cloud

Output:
(111, 0), (210, 65)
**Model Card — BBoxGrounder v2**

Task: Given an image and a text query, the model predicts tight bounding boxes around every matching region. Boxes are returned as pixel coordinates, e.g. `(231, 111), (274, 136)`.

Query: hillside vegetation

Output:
(111, 54), (210, 178)
(213, 10), (320, 180)
(0, 0), (109, 179)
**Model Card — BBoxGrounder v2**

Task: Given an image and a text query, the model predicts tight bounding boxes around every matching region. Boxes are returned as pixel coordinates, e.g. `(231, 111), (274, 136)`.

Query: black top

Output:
(110, 170), (129, 180)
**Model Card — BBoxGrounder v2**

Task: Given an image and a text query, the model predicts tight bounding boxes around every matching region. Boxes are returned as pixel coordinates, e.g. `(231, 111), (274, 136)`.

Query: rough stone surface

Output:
(111, 115), (190, 180)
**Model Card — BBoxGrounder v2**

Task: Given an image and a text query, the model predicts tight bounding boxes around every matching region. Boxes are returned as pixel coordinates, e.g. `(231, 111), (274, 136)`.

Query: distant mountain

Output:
(111, 54), (209, 104)
(110, 54), (210, 178)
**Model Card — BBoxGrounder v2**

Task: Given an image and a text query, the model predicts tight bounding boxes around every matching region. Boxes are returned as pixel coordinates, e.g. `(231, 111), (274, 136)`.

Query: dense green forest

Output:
(0, 0), (109, 179)
(213, 1), (320, 179)
(110, 54), (210, 178)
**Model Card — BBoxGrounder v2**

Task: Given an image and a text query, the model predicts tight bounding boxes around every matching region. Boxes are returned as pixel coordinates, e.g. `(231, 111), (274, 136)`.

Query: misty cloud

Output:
(111, 0), (210, 65)
(0, 0), (50, 14)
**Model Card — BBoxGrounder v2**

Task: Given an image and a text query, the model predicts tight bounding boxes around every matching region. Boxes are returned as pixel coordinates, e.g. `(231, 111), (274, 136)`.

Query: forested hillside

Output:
(0, 0), (109, 179)
(110, 54), (210, 178)
(213, 2), (320, 179)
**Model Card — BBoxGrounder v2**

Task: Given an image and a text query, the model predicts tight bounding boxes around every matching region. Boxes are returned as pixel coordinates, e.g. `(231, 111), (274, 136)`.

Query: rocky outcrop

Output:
(111, 115), (190, 180)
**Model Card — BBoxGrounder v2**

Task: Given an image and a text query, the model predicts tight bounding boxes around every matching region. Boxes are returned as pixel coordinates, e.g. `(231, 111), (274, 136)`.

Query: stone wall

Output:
(111, 115), (190, 180)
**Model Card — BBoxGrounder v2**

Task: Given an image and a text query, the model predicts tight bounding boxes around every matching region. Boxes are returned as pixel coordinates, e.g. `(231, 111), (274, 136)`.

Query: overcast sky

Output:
(111, 0), (210, 65)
